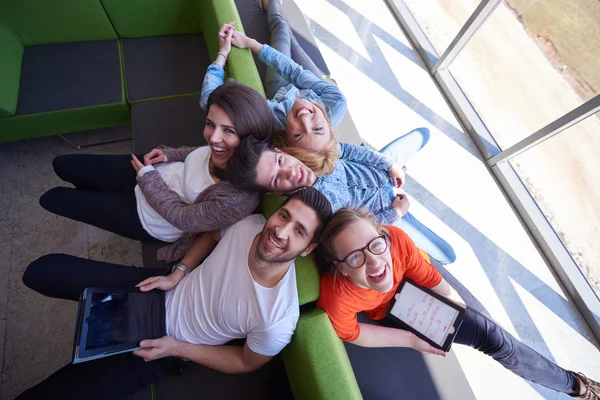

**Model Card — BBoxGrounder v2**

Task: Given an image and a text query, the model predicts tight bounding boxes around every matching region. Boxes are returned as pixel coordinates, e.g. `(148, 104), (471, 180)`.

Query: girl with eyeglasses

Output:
(314, 208), (599, 399)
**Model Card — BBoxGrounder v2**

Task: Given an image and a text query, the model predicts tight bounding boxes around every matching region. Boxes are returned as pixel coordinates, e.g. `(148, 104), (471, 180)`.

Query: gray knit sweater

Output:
(137, 145), (260, 263)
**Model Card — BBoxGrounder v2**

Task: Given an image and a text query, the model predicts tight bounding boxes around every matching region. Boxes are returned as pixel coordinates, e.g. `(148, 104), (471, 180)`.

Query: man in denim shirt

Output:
(228, 134), (457, 265)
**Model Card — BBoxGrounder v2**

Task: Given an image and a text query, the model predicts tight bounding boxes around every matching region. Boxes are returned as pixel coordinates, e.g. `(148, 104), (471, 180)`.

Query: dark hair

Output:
(281, 187), (333, 243)
(206, 80), (272, 180)
(226, 136), (275, 192)
(314, 208), (388, 278)
(206, 80), (273, 142)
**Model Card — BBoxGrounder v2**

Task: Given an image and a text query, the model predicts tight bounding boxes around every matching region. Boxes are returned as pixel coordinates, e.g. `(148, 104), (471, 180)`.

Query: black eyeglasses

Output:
(336, 234), (389, 269)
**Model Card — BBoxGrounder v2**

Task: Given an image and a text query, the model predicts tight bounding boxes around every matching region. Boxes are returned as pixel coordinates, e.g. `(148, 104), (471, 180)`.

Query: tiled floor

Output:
(0, 135), (142, 399)
(294, 0), (600, 398)
(1, 1), (599, 399)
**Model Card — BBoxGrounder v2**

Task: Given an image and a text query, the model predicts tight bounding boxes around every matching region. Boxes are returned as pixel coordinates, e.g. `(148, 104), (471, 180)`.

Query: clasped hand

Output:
(218, 22), (254, 52)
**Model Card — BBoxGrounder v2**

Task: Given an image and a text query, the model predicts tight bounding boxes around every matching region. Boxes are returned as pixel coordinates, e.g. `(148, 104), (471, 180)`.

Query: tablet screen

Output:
(85, 291), (163, 351)
(389, 282), (459, 346)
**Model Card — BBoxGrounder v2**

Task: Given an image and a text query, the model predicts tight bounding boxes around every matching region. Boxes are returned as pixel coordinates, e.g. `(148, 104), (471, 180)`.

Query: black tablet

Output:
(73, 287), (166, 364)
(386, 279), (465, 352)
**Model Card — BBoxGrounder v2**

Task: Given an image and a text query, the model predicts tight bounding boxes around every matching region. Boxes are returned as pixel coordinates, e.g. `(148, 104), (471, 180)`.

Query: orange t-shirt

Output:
(317, 225), (443, 342)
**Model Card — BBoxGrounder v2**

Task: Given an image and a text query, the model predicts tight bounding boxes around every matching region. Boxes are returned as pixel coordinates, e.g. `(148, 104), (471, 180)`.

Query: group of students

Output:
(17, 1), (599, 399)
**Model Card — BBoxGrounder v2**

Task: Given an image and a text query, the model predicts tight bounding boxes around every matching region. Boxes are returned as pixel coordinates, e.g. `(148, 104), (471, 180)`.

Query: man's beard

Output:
(256, 230), (307, 264)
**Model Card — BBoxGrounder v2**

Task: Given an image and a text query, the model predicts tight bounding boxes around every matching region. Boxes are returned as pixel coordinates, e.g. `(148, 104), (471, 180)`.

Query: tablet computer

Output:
(73, 287), (166, 364)
(386, 279), (465, 352)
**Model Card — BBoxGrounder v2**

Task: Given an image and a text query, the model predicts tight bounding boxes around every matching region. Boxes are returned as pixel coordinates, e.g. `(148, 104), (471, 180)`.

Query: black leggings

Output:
(17, 254), (173, 400)
(40, 154), (156, 242)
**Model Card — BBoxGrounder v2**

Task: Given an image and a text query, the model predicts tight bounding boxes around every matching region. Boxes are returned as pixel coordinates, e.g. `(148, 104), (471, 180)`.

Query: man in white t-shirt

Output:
(18, 187), (332, 399)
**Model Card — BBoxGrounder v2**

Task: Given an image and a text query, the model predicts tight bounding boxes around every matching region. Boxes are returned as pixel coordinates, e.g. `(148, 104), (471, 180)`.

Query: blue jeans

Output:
(264, 0), (322, 98)
(454, 307), (575, 394)
(381, 257), (577, 395)
(380, 128), (457, 264)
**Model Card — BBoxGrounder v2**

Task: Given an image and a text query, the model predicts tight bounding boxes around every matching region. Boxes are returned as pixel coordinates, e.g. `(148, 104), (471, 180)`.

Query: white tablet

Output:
(386, 279), (465, 351)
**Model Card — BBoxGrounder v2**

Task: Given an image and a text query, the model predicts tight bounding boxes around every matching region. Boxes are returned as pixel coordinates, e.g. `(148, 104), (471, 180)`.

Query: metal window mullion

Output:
(384, 0), (440, 69)
(487, 94), (600, 166)
(432, 0), (503, 73)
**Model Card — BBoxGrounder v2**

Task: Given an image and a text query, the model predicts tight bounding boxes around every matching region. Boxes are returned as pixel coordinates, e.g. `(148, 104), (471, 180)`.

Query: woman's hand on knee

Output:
(144, 148), (166, 165)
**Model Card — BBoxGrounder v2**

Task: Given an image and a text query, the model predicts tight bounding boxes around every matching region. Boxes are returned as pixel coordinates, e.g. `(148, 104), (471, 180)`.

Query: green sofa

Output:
(1, 0), (362, 397)
(0, 0), (262, 143)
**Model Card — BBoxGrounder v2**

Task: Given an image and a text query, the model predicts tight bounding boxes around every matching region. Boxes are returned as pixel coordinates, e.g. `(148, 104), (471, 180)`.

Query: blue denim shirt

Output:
(200, 63), (226, 111)
(199, 45), (347, 130)
(314, 143), (400, 225)
(258, 44), (346, 130)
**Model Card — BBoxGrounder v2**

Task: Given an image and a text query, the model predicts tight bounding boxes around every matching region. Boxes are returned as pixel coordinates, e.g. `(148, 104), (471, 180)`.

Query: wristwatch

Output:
(171, 262), (189, 276)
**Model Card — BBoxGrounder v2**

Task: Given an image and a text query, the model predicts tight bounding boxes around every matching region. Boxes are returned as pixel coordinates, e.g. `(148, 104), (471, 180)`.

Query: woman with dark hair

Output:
(314, 208), (599, 399)
(39, 31), (273, 263)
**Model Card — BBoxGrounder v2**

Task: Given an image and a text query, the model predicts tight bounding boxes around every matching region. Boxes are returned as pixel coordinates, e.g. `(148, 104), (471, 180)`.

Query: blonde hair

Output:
(314, 208), (389, 280)
(273, 102), (341, 176)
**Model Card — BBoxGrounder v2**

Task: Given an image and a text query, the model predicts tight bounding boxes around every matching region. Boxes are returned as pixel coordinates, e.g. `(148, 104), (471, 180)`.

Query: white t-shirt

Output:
(165, 215), (300, 356)
(135, 146), (215, 242)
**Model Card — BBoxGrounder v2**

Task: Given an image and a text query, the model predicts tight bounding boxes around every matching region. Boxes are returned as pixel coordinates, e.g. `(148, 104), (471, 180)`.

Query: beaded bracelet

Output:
(217, 51), (228, 62)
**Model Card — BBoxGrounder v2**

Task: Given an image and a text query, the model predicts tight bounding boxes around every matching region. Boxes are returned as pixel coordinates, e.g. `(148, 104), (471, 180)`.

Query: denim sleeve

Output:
(199, 63), (225, 111)
(259, 45), (346, 126)
(338, 143), (394, 171)
(374, 208), (401, 225)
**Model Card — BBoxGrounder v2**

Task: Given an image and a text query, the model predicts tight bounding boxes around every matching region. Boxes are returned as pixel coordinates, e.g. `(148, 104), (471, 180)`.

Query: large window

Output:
(404, 0), (480, 55)
(388, 0), (600, 334)
(511, 113), (600, 297)
(449, 0), (599, 149)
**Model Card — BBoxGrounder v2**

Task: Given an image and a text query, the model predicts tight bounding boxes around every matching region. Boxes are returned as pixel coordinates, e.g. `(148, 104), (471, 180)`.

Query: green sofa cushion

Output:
(16, 40), (123, 115)
(121, 35), (209, 102)
(282, 308), (361, 400)
(100, 0), (202, 38)
(0, 101), (130, 143)
(0, 24), (22, 118)
(294, 256), (320, 306)
(0, 0), (116, 46)
(197, 0), (265, 96)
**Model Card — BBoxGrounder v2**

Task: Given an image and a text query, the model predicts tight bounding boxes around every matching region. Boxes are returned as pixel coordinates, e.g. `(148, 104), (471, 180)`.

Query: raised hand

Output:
(218, 22), (236, 55)
(230, 29), (253, 49)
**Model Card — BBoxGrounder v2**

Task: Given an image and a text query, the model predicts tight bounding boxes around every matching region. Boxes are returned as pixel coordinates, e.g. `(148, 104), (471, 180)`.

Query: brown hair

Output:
(207, 79), (272, 142)
(272, 102), (340, 176)
(314, 208), (389, 280)
(226, 136), (273, 192)
(206, 80), (273, 179)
